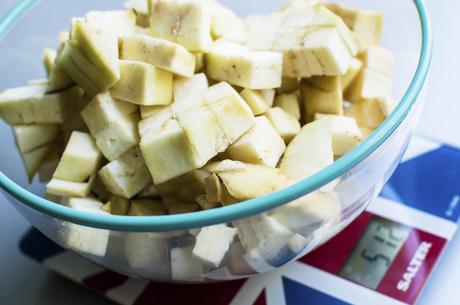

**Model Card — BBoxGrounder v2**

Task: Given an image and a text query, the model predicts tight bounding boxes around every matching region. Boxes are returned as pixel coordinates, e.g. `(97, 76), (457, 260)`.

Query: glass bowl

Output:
(0, 0), (431, 282)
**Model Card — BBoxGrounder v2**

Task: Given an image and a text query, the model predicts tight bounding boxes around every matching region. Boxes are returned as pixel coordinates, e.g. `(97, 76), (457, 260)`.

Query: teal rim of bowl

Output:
(0, 0), (432, 232)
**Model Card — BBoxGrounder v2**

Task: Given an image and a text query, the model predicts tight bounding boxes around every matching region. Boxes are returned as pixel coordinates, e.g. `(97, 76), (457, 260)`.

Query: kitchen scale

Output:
(19, 136), (460, 305)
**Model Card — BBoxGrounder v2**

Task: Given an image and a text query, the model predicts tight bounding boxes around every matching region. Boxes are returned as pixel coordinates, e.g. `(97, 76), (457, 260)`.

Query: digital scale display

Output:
(301, 204), (448, 305)
(339, 217), (411, 289)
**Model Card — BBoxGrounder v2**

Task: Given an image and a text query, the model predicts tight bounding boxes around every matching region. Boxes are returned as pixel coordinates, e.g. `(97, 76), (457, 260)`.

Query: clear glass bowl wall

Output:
(0, 0), (427, 282)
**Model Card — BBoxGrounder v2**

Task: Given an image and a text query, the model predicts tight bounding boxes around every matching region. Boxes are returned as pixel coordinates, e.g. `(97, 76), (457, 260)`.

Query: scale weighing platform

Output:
(19, 136), (460, 305)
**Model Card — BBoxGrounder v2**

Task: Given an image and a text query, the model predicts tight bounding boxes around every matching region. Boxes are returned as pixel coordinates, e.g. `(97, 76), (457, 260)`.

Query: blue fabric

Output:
(19, 229), (64, 262)
(283, 277), (351, 305)
(381, 145), (460, 222)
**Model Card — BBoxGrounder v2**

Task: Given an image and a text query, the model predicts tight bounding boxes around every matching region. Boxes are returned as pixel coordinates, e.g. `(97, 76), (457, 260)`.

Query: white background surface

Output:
(0, 0), (458, 304)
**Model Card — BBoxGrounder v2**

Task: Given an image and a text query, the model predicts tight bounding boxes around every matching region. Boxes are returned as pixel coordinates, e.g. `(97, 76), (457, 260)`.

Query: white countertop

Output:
(0, 0), (458, 304)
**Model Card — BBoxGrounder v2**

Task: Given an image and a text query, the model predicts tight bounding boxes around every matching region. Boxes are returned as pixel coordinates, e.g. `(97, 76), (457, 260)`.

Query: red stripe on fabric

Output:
(133, 280), (247, 305)
(253, 289), (266, 305)
(300, 212), (374, 274)
(377, 229), (447, 304)
(82, 271), (129, 293)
